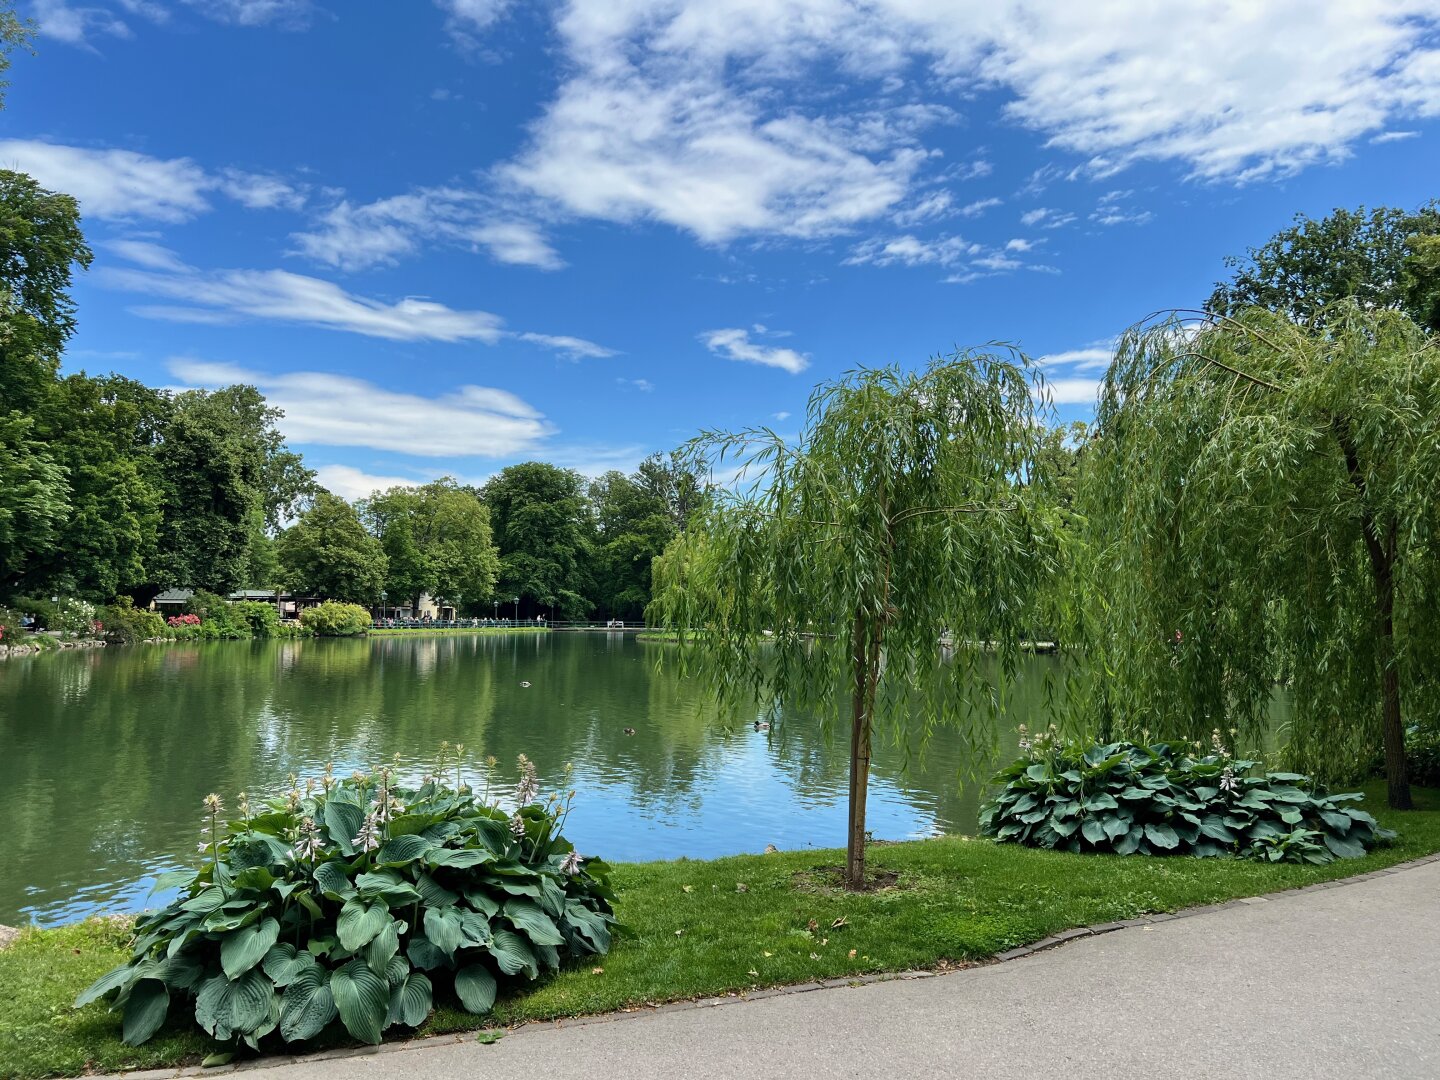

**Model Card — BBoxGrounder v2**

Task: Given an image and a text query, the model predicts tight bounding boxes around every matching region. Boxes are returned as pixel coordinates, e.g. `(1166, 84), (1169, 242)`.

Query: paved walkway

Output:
(148, 860), (1440, 1080)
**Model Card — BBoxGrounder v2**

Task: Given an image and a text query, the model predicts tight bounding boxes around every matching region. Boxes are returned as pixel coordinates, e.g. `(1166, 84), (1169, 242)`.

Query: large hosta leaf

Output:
(195, 968), (274, 1040)
(279, 961), (336, 1043)
(323, 799), (365, 855)
(376, 834), (432, 866)
(337, 898), (390, 952)
(314, 860), (356, 900)
(221, 917), (280, 979)
(331, 958), (391, 1045)
(453, 964), (497, 1015)
(121, 980), (170, 1047)
(386, 971), (434, 1029)
(1144, 823), (1179, 850)
(423, 905), (465, 957)
(488, 928), (538, 980)
(503, 898), (566, 946)
(365, 919), (401, 974)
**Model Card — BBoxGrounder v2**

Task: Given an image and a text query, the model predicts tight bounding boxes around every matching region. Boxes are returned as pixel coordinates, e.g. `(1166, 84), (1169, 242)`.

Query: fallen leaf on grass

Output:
(810, 952), (820, 960)
(831, 916), (849, 930)
(736, 883), (749, 893)
(682, 885), (694, 893)
(848, 949), (857, 959)
(806, 919), (819, 932)
(748, 969), (759, 977)
(592, 967), (605, 975)
(763, 951), (773, 957)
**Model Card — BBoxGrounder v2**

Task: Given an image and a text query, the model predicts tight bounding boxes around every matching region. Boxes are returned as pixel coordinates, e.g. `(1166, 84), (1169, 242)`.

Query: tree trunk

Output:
(845, 612), (872, 889)
(1368, 525), (1411, 810)
(1337, 421), (1411, 810)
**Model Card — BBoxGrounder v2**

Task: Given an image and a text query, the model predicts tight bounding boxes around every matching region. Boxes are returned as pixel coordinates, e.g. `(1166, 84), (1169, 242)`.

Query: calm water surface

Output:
(0, 633), (1057, 925)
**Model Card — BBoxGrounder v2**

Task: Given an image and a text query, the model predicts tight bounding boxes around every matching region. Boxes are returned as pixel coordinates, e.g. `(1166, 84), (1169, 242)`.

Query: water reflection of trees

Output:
(2, 637), (1057, 924)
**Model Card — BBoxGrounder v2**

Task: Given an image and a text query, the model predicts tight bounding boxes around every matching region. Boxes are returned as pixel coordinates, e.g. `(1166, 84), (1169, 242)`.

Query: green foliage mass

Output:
(98, 597), (168, 644)
(358, 480), (498, 613)
(278, 495), (388, 604)
(1208, 202), (1440, 329)
(1080, 304), (1440, 808)
(981, 734), (1392, 864)
(75, 766), (615, 1050)
(481, 463), (595, 619)
(300, 601), (375, 637)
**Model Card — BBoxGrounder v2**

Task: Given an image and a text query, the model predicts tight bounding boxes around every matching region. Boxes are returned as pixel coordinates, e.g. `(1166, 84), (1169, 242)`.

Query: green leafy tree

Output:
(481, 463), (594, 619)
(1402, 233), (1440, 333)
(1084, 303), (1440, 810)
(0, 411), (68, 592)
(589, 470), (676, 621)
(650, 353), (1056, 887)
(360, 479), (499, 613)
(277, 493), (388, 603)
(0, 169), (92, 414)
(635, 450), (709, 530)
(25, 374), (168, 602)
(1208, 203), (1440, 329)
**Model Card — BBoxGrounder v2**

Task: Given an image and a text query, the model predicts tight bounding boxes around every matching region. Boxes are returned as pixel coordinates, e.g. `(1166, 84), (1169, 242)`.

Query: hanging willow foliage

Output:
(649, 351), (1058, 887)
(1081, 302), (1440, 808)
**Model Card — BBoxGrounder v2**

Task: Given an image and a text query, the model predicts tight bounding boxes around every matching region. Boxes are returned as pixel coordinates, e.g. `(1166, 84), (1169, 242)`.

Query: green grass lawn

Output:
(4, 780), (1436, 1080)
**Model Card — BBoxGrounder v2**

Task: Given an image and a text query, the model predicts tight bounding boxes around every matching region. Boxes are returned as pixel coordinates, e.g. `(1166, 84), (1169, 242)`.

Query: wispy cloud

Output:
(291, 190), (561, 271)
(101, 246), (614, 352)
(169, 358), (553, 458)
(701, 327), (809, 374)
(1020, 206), (1076, 229)
(0, 139), (304, 221)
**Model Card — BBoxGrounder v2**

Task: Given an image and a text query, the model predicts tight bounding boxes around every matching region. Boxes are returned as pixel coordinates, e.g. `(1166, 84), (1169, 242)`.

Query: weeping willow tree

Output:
(1083, 303), (1440, 809)
(649, 352), (1057, 888)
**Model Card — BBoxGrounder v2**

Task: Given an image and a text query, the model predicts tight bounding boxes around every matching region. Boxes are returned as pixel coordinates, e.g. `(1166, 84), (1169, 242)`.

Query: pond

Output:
(0, 633), (1067, 926)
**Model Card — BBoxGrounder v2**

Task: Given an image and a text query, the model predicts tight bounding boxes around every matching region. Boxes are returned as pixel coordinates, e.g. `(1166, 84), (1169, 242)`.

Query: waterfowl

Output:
(754, 720), (770, 731)
(623, 727), (636, 736)
(520, 681), (531, 688)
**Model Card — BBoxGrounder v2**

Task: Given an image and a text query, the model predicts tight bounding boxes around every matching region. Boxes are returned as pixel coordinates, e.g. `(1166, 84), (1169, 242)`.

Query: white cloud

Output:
(1046, 377), (1103, 405)
(436, 0), (511, 45)
(101, 245), (613, 352)
(959, 197), (1003, 217)
(1371, 130), (1420, 143)
(31, 0), (131, 45)
(701, 327), (809, 374)
(291, 190), (561, 271)
(1005, 238), (1037, 252)
(892, 191), (953, 226)
(313, 465), (422, 502)
(104, 258), (507, 342)
(516, 332), (618, 359)
(773, 411), (791, 421)
(495, 0), (1440, 254)
(181, 0), (312, 27)
(1089, 189), (1153, 226)
(845, 233), (979, 268)
(616, 377), (655, 392)
(499, 29), (942, 244)
(0, 139), (304, 221)
(1036, 346), (1113, 372)
(1020, 206), (1076, 229)
(169, 358), (552, 458)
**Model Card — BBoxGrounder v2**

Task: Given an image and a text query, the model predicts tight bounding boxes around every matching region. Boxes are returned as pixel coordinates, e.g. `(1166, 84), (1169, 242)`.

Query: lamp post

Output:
(513, 596), (519, 624)
(380, 589), (387, 624)
(492, 599), (498, 623)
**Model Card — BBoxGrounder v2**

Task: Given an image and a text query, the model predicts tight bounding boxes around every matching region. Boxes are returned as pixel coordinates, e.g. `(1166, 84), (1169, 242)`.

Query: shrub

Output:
(102, 598), (169, 644)
(301, 601), (373, 637)
(232, 600), (282, 639)
(0, 606), (19, 644)
(54, 597), (99, 636)
(980, 727), (1392, 864)
(12, 595), (58, 631)
(1406, 722), (1440, 788)
(167, 613), (201, 628)
(76, 755), (615, 1050)
(184, 592), (248, 639)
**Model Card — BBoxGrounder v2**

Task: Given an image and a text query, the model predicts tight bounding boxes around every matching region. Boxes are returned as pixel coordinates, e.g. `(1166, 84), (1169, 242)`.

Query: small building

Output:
(151, 589), (321, 620)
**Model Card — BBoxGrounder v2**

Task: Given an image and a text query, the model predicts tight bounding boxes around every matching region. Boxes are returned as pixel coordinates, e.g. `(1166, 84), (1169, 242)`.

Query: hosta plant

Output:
(980, 726), (1393, 863)
(76, 752), (616, 1050)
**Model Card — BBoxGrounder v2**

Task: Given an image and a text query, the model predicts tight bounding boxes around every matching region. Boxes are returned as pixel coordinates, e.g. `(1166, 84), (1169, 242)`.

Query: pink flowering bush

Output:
(168, 613), (202, 628)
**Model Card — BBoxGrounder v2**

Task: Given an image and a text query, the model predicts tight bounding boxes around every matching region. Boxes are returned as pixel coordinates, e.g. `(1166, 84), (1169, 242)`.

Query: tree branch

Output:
(890, 504), (1018, 525)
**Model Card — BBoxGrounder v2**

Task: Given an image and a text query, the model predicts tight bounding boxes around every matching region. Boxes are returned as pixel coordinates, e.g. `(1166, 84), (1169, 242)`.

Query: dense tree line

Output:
(0, 160), (704, 620)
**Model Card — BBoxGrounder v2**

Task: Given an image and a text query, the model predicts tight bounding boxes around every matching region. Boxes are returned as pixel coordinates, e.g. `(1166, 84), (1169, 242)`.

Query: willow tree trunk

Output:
(846, 611), (873, 888)
(1338, 423), (1411, 810)
(1366, 520), (1411, 810)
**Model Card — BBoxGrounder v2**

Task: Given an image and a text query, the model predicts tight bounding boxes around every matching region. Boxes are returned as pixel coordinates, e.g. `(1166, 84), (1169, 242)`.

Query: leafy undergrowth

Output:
(4, 781), (1437, 1080)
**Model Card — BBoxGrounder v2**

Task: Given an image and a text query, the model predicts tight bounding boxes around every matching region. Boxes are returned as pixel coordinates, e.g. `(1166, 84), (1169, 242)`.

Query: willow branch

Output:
(891, 503), (1018, 525)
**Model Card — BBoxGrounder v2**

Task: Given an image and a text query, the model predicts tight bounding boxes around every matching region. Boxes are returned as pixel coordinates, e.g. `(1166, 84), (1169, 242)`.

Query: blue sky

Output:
(5, 0), (1439, 498)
